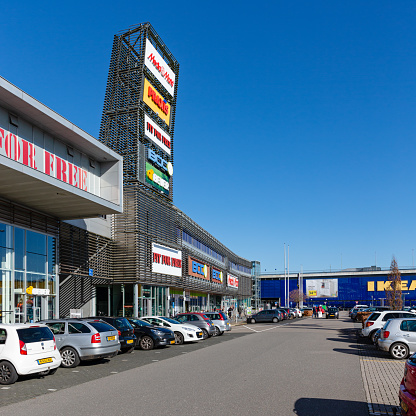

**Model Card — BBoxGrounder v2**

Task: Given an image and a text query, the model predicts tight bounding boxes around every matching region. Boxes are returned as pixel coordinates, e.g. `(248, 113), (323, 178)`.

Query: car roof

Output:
(0, 323), (48, 329)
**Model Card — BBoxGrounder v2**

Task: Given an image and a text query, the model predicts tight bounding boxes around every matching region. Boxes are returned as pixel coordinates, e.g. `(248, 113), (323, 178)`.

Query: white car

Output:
(0, 323), (62, 384)
(141, 316), (204, 344)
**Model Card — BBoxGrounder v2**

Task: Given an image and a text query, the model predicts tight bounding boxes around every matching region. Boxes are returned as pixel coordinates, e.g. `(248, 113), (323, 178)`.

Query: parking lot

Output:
(0, 313), (407, 415)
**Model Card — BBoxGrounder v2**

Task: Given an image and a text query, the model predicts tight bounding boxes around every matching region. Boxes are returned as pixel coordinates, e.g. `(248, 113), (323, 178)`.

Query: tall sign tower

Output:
(100, 22), (179, 201)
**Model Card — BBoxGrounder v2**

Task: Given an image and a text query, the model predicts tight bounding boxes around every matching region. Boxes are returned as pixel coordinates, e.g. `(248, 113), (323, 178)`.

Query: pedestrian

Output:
(228, 306), (233, 319)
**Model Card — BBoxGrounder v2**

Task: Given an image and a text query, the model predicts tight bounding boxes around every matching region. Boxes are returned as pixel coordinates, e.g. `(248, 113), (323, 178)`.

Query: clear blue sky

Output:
(2, 2), (416, 273)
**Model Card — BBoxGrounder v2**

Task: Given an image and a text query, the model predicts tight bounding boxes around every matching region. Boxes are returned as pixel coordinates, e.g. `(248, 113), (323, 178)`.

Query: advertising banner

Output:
(147, 148), (173, 177)
(212, 267), (223, 284)
(227, 274), (239, 289)
(144, 114), (171, 155)
(188, 256), (210, 281)
(306, 279), (338, 298)
(152, 243), (182, 277)
(144, 38), (176, 96)
(145, 162), (169, 195)
(0, 127), (89, 192)
(143, 79), (171, 126)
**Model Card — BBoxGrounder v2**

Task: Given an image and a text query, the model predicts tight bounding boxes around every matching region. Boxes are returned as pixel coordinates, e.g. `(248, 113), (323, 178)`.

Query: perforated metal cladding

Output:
(58, 223), (113, 317)
(111, 185), (252, 298)
(99, 22), (179, 201)
(0, 197), (59, 236)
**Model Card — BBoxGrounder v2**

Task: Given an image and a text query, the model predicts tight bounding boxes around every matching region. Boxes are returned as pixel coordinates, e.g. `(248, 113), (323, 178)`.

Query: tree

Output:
(289, 289), (308, 307)
(385, 256), (402, 310)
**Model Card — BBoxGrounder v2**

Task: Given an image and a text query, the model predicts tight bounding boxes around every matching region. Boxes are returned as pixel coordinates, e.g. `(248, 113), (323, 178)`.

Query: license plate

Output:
(37, 357), (53, 365)
(401, 400), (409, 413)
(170, 340), (175, 344)
(198, 332), (202, 337)
(107, 335), (116, 341)
(127, 339), (134, 344)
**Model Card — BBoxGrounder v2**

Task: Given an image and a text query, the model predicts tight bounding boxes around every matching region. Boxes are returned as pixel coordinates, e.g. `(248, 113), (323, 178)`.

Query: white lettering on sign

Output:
(145, 39), (176, 96)
(0, 127), (89, 192)
(144, 114), (171, 155)
(227, 273), (239, 289)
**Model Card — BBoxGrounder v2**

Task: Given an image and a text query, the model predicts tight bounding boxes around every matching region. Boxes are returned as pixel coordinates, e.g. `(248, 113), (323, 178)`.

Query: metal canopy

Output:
(0, 162), (119, 220)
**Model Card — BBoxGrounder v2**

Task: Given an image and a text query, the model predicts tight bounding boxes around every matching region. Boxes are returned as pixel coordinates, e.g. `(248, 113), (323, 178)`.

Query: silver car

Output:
(40, 319), (120, 368)
(204, 312), (232, 336)
(378, 317), (416, 359)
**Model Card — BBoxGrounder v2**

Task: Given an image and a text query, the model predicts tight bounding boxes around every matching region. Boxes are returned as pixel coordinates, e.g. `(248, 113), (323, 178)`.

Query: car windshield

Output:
(328, 308), (338, 312)
(158, 317), (180, 324)
(130, 319), (152, 327)
(17, 326), (53, 343)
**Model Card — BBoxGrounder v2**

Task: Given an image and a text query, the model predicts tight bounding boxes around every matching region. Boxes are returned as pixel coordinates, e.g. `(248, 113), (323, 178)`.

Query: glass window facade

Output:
(0, 222), (57, 323)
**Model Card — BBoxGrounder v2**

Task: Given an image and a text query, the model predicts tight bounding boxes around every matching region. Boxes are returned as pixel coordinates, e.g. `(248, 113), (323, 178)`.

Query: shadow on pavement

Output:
(293, 397), (367, 416)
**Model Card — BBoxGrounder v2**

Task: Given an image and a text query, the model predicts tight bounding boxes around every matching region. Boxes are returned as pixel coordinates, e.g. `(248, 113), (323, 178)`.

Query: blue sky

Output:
(2, 2), (416, 273)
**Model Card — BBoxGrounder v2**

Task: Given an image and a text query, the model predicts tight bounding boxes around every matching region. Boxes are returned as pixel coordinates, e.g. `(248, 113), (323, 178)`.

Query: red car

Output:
(400, 354), (416, 415)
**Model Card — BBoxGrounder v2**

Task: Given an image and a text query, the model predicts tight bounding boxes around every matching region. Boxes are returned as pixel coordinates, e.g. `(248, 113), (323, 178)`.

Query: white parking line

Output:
(241, 325), (281, 333)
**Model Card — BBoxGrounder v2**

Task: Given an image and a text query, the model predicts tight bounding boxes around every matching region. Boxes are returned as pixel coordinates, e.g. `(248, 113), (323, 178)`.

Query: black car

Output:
(128, 318), (175, 350)
(248, 309), (282, 324)
(87, 316), (137, 353)
(326, 307), (339, 319)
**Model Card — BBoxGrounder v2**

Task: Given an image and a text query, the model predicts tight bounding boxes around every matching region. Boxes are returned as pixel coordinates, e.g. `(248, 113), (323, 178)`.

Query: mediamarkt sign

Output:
(145, 38), (175, 96)
(144, 114), (171, 155)
(0, 127), (89, 192)
(152, 243), (182, 277)
(227, 273), (239, 289)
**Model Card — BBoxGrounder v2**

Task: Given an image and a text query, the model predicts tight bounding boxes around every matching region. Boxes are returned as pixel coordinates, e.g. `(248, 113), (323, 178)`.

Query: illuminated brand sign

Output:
(0, 127), (89, 192)
(227, 274), (239, 289)
(145, 162), (169, 195)
(212, 267), (223, 284)
(144, 114), (171, 155)
(148, 149), (173, 176)
(367, 280), (416, 292)
(143, 79), (171, 126)
(145, 39), (175, 96)
(188, 256), (210, 281)
(152, 243), (182, 277)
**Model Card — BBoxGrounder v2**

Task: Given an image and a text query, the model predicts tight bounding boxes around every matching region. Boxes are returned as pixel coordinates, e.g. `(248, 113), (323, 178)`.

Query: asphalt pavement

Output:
(0, 314), (368, 416)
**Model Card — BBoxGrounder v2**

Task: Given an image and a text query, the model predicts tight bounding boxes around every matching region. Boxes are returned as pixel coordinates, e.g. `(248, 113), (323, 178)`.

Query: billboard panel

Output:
(306, 279), (338, 298)
(145, 38), (176, 96)
(227, 273), (239, 289)
(143, 78), (171, 126)
(188, 256), (210, 281)
(144, 113), (171, 155)
(152, 243), (182, 277)
(145, 162), (169, 195)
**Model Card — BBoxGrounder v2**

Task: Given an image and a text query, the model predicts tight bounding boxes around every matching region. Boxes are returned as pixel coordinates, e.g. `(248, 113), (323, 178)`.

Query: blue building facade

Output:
(260, 270), (416, 309)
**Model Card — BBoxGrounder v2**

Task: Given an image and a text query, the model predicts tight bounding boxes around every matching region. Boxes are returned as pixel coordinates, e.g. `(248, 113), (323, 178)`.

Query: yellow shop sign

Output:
(367, 280), (416, 292)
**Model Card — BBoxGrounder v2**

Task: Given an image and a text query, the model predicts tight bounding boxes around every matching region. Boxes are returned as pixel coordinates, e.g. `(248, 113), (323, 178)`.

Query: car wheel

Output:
(250, 318), (256, 324)
(390, 342), (409, 360)
(60, 347), (80, 368)
(370, 330), (378, 344)
(174, 331), (184, 345)
(0, 361), (18, 385)
(201, 329), (209, 339)
(214, 326), (221, 336)
(272, 317), (278, 323)
(139, 336), (154, 351)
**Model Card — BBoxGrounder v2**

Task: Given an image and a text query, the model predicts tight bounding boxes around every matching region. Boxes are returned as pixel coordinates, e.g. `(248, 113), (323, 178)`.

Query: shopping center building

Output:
(260, 267), (416, 309)
(0, 22), (252, 323)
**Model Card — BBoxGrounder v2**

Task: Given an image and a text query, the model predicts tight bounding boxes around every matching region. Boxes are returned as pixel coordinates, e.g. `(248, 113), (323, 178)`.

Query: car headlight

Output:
(150, 329), (165, 337)
(183, 327), (197, 332)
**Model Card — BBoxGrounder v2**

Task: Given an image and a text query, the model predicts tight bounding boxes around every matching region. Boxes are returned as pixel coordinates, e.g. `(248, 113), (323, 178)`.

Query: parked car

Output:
(128, 318), (175, 350)
(204, 312), (232, 336)
(378, 318), (416, 359)
(350, 304), (369, 318)
(173, 313), (216, 339)
(40, 319), (120, 368)
(277, 309), (289, 320)
(362, 311), (416, 343)
(0, 323), (61, 385)
(86, 317), (136, 353)
(352, 306), (390, 321)
(399, 352), (416, 415)
(141, 316), (203, 344)
(326, 307), (339, 319)
(247, 309), (282, 324)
